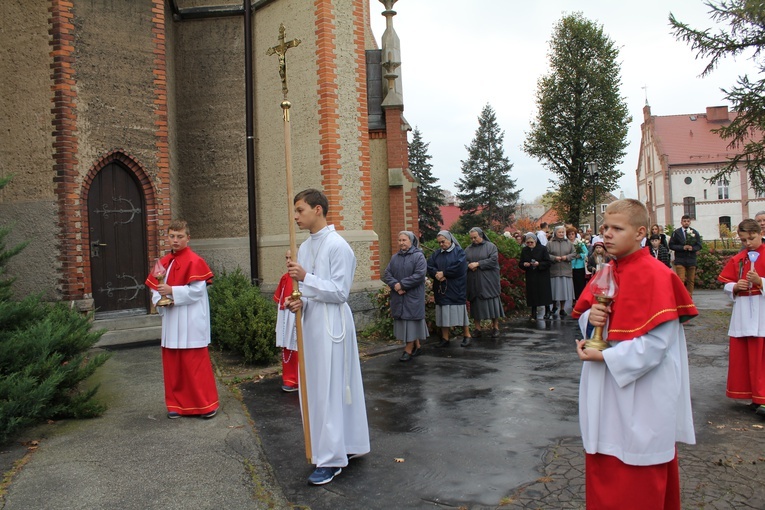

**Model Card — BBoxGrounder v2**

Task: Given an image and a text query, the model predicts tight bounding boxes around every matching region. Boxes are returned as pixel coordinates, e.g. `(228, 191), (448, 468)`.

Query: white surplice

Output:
(297, 225), (370, 467)
(152, 278), (211, 349)
(578, 312), (696, 466)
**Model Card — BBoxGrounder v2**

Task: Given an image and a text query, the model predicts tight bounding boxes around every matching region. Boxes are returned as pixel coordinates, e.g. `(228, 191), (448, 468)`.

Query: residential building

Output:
(636, 104), (758, 239)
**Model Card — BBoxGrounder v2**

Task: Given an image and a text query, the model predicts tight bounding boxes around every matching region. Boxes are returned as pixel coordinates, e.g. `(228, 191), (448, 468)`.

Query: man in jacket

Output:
(669, 215), (703, 296)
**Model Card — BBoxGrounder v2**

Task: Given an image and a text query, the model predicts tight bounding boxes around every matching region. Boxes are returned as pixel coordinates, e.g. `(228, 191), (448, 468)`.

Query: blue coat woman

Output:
(427, 230), (472, 347)
(383, 231), (428, 361)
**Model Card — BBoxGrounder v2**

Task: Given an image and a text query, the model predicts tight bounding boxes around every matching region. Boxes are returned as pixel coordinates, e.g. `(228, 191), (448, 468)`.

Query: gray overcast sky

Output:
(368, 0), (757, 202)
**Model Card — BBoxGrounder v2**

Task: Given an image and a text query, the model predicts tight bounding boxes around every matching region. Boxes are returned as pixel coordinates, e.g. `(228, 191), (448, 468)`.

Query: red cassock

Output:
(718, 244), (765, 405)
(146, 247), (218, 415)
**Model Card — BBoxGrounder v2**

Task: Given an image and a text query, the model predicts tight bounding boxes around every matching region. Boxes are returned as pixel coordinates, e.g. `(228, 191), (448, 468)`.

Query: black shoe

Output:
(559, 309), (567, 317)
(201, 409), (218, 419)
(756, 405), (765, 416)
(491, 329), (499, 338)
(412, 346), (422, 357)
(529, 315), (537, 322)
(436, 339), (450, 348)
(543, 312), (552, 320)
(399, 352), (412, 361)
(472, 329), (482, 338)
(551, 306), (558, 314)
(460, 336), (472, 347)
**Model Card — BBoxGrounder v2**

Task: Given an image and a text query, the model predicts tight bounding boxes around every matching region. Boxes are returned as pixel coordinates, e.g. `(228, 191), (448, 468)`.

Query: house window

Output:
(718, 179), (729, 199)
(683, 197), (696, 219)
(600, 204), (607, 213)
(719, 216), (731, 231)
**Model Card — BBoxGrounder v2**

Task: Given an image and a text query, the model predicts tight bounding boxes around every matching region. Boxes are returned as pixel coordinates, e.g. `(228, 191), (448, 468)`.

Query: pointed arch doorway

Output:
(88, 162), (149, 314)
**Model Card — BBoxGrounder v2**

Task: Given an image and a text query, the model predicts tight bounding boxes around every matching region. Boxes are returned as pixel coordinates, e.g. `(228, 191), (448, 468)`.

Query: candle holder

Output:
(152, 259), (174, 307)
(585, 263), (618, 351)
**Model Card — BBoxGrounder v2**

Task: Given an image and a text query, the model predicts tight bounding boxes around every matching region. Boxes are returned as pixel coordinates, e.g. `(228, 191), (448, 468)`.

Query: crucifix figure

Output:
(266, 23), (301, 97)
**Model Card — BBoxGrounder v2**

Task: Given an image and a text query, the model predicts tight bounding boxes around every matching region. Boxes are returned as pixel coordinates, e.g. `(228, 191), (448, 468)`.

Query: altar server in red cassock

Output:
(717, 218), (765, 418)
(145, 220), (219, 419)
(274, 270), (299, 392)
(572, 199), (697, 510)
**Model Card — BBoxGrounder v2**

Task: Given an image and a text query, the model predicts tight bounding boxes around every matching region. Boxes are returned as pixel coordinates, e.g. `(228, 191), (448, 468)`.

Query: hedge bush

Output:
(208, 269), (280, 365)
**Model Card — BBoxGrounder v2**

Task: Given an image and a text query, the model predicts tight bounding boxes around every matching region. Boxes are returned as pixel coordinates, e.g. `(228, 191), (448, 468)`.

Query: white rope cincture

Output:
(323, 301), (352, 405)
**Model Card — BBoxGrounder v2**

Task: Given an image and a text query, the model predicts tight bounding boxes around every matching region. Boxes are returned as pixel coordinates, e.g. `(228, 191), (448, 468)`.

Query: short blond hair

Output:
(604, 199), (649, 230)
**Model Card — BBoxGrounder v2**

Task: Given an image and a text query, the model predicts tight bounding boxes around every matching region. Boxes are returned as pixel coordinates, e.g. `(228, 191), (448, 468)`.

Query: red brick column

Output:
(151, 0), (172, 253)
(49, 0), (82, 301)
(314, 0), (344, 228)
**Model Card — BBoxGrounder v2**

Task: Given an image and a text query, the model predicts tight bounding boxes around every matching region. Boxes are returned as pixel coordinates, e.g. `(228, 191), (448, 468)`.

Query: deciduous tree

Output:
(523, 13), (630, 227)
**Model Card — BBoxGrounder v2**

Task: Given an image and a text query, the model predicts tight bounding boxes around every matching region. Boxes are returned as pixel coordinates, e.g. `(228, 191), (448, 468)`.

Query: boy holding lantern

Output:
(572, 199), (698, 509)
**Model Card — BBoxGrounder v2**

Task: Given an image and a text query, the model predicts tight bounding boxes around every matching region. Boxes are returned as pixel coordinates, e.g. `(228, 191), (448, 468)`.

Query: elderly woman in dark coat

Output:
(519, 233), (553, 321)
(427, 230), (471, 348)
(383, 231), (428, 361)
(465, 227), (505, 338)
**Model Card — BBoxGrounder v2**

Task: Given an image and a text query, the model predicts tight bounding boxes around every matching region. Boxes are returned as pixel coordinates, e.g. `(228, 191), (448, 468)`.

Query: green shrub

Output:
(0, 296), (110, 444)
(0, 175), (110, 444)
(695, 245), (735, 290)
(208, 269), (279, 365)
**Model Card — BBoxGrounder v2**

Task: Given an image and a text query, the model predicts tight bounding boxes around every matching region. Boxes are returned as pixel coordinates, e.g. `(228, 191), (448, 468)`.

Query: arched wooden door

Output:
(88, 162), (149, 314)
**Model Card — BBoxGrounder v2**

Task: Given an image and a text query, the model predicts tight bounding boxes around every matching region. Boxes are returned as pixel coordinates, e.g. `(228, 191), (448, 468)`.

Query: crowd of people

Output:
(382, 227), (506, 361)
(516, 215), (711, 322)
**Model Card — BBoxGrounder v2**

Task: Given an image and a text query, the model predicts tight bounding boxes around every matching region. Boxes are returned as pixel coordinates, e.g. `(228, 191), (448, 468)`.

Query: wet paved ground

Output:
(240, 291), (765, 509)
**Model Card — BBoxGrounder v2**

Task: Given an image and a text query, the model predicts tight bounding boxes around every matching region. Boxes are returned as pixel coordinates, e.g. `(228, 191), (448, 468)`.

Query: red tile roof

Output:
(439, 204), (462, 230)
(652, 109), (740, 165)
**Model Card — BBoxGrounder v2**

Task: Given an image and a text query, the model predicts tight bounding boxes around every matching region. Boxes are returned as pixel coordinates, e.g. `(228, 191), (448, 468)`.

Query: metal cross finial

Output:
(266, 24), (301, 98)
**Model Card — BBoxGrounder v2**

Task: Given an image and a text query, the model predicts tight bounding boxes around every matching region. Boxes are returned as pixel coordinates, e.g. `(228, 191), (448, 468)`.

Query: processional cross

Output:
(266, 24), (301, 98)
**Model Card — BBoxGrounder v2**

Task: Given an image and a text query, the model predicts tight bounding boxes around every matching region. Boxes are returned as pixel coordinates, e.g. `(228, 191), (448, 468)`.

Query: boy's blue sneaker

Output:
(167, 412), (181, 419)
(308, 466), (342, 485)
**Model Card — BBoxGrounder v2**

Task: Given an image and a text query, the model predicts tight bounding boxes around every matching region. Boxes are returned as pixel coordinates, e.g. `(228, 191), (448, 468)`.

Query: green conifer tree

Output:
(670, 1), (765, 192)
(455, 104), (521, 231)
(408, 128), (444, 241)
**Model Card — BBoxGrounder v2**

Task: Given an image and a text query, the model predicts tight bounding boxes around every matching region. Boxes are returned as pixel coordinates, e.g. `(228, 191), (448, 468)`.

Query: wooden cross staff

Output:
(267, 23), (311, 463)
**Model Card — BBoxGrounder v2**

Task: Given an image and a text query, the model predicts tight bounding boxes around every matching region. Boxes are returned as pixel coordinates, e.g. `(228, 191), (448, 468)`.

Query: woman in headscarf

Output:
(427, 230), (471, 347)
(547, 225), (576, 317)
(519, 233), (553, 321)
(383, 231), (428, 361)
(465, 227), (505, 338)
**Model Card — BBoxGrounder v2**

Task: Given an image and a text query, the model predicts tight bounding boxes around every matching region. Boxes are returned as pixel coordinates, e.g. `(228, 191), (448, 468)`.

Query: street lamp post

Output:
(587, 162), (599, 234)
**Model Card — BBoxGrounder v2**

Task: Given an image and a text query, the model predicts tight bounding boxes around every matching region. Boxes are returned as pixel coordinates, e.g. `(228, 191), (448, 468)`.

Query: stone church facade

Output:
(0, 0), (418, 317)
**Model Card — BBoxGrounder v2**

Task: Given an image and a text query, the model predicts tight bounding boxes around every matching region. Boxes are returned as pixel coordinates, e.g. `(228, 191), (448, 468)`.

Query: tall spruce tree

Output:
(408, 128), (444, 241)
(455, 104), (520, 231)
(523, 13), (630, 227)
(670, 1), (765, 193)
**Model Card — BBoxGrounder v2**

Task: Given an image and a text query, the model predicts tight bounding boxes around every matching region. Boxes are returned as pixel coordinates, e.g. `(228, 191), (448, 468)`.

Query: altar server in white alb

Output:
(284, 188), (370, 486)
